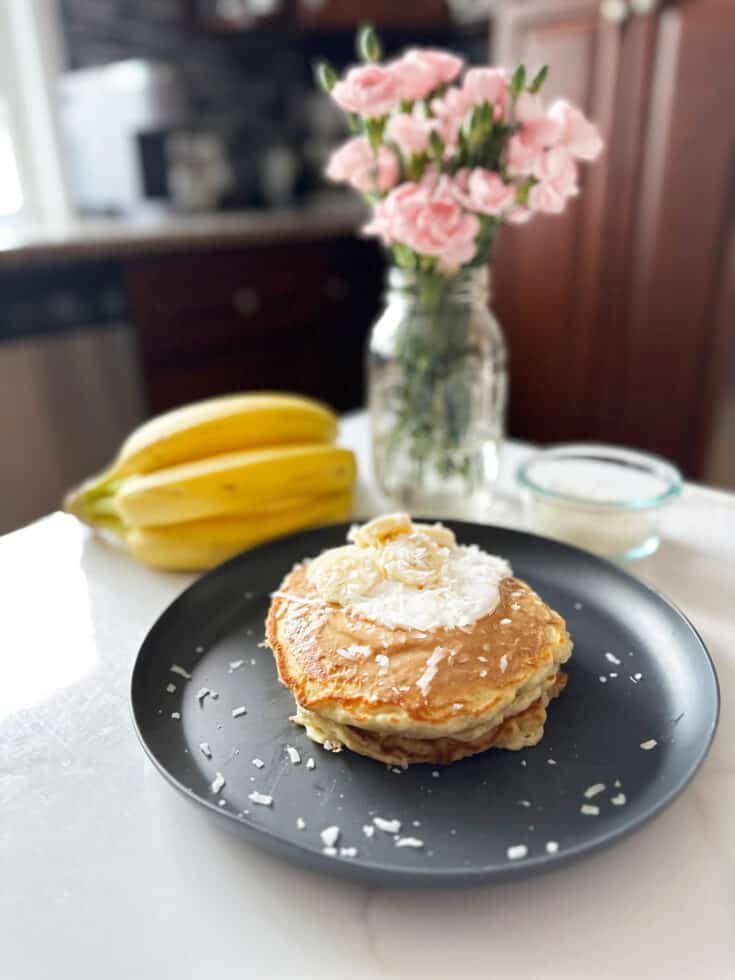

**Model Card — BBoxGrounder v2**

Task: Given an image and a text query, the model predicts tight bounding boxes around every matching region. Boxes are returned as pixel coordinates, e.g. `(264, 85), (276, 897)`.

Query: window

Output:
(0, 0), (69, 231)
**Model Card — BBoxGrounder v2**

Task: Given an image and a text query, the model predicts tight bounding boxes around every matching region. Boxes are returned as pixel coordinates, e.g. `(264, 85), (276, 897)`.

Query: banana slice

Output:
(307, 545), (381, 604)
(349, 513), (412, 548)
(413, 522), (457, 549)
(377, 531), (449, 589)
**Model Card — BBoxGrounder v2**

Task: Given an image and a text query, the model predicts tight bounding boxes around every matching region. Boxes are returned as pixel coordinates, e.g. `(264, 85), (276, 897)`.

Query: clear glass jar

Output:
(367, 265), (508, 517)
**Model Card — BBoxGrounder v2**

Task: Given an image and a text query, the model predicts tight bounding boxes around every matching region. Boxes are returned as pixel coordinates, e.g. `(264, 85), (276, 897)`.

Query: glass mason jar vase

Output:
(367, 265), (508, 517)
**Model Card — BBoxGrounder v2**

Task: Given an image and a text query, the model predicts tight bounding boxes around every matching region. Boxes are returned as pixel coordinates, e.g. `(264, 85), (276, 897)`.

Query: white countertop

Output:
(2, 413), (734, 979)
(0, 198), (365, 268)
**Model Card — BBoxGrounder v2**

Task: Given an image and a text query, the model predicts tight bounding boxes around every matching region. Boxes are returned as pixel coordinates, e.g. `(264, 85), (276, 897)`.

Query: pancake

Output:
(265, 515), (572, 766)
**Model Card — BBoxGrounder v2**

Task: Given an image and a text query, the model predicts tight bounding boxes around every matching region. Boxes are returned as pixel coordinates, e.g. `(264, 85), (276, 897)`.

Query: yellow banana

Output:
(102, 392), (337, 482)
(125, 491), (352, 571)
(116, 444), (356, 528)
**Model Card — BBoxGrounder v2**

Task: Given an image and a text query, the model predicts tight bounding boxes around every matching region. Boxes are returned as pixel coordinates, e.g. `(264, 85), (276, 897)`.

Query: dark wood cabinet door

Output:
(492, 0), (624, 445)
(492, 0), (735, 476)
(613, 0), (735, 475)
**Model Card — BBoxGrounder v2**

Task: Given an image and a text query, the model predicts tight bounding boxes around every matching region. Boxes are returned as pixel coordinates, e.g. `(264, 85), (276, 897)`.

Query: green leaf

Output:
(510, 64), (526, 103)
(530, 65), (548, 94)
(313, 59), (337, 94)
(356, 24), (382, 63)
(429, 130), (444, 160)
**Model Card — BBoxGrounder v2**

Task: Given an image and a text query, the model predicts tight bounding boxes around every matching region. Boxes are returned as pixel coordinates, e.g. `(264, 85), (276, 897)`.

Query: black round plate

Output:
(131, 522), (719, 886)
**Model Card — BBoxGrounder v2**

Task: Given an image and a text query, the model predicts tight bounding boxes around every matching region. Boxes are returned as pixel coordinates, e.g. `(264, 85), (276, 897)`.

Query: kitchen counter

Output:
(0, 200), (366, 268)
(2, 413), (733, 979)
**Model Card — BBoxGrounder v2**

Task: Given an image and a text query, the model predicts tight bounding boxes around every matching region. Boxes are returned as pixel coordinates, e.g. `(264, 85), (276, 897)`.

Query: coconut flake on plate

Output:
(296, 818), (306, 830)
(199, 742), (212, 759)
(320, 825), (340, 848)
(507, 844), (527, 860)
(640, 739), (658, 751)
(286, 745), (301, 764)
(584, 783), (606, 799)
(166, 683), (176, 694)
(169, 664), (192, 680)
(306, 757), (315, 770)
(362, 825), (375, 838)
(251, 758), (265, 768)
(546, 841), (559, 854)
(611, 793), (627, 806)
(211, 772), (225, 794)
(580, 804), (599, 816)
(605, 652), (621, 665)
(248, 791), (272, 807)
(231, 705), (247, 718)
(395, 837), (423, 849)
(373, 817), (402, 834)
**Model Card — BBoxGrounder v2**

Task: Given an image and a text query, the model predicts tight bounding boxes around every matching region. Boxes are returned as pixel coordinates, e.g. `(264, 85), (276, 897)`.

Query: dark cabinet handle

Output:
(232, 287), (260, 317)
(323, 277), (349, 302)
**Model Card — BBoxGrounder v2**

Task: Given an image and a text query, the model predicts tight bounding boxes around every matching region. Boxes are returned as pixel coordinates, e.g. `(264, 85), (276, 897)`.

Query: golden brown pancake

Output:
(266, 547), (572, 765)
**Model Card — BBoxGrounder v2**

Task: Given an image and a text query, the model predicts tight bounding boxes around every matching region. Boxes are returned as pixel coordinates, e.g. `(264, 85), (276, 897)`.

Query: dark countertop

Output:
(0, 201), (367, 269)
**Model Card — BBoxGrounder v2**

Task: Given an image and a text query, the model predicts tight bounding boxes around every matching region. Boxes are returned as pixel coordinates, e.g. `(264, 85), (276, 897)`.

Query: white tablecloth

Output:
(2, 413), (733, 979)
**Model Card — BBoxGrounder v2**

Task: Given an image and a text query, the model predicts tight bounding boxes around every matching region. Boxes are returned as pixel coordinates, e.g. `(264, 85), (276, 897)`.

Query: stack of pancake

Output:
(266, 514), (572, 767)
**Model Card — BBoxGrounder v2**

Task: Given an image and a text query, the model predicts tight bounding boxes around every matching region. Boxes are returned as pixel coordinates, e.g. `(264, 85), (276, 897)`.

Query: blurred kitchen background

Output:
(0, 0), (733, 533)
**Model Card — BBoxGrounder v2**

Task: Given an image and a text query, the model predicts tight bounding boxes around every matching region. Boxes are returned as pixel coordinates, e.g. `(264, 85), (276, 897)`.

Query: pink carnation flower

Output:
(515, 91), (563, 148)
(331, 64), (402, 117)
(391, 48), (464, 102)
(325, 137), (399, 194)
(364, 173), (480, 273)
(385, 111), (437, 156)
(528, 147), (579, 214)
(429, 86), (473, 148)
(462, 67), (509, 120)
(548, 99), (604, 161)
(452, 168), (516, 216)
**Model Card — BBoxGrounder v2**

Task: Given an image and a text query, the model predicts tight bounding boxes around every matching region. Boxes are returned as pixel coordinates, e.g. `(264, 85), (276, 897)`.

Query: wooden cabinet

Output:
(125, 238), (383, 415)
(492, 0), (735, 476)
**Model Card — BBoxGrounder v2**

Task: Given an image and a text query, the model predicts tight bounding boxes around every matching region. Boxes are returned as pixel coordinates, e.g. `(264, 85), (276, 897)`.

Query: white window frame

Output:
(0, 0), (70, 234)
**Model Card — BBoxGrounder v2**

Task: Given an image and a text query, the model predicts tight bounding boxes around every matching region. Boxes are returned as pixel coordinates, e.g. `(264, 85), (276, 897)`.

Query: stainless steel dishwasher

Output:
(0, 261), (146, 533)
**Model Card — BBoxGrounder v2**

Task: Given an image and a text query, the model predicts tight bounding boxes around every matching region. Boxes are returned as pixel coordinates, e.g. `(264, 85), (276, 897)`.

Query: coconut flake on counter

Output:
(286, 745), (301, 764)
(545, 841), (559, 854)
(199, 742), (212, 759)
(228, 659), (245, 672)
(231, 706), (247, 718)
(340, 847), (358, 858)
(507, 844), (528, 860)
(611, 793), (627, 806)
(211, 772), (225, 794)
(169, 664), (192, 680)
(640, 739), (658, 750)
(166, 683), (176, 694)
(547, 759), (557, 766)
(322, 846), (337, 857)
(320, 826), (340, 848)
(296, 818), (306, 830)
(605, 652), (621, 665)
(373, 817), (402, 834)
(251, 758), (265, 769)
(584, 783), (606, 799)
(218, 799), (227, 807)
(196, 687), (213, 706)
(395, 837), (423, 849)
(580, 804), (599, 816)
(170, 712), (181, 720)
(362, 825), (375, 838)
(306, 758), (315, 770)
(517, 800), (531, 808)
(248, 791), (272, 807)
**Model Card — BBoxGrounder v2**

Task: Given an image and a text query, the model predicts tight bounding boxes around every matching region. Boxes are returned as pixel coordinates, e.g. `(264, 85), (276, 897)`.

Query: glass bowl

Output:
(517, 443), (683, 560)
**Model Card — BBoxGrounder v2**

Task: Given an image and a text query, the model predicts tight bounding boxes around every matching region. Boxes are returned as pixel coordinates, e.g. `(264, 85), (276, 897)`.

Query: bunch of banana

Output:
(64, 392), (355, 571)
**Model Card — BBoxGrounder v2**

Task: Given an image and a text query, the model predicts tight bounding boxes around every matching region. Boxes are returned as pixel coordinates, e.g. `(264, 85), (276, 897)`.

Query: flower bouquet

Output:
(318, 28), (602, 511)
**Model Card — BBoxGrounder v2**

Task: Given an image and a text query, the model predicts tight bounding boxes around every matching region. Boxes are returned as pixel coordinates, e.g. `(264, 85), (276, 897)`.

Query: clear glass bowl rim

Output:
(516, 443), (684, 511)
